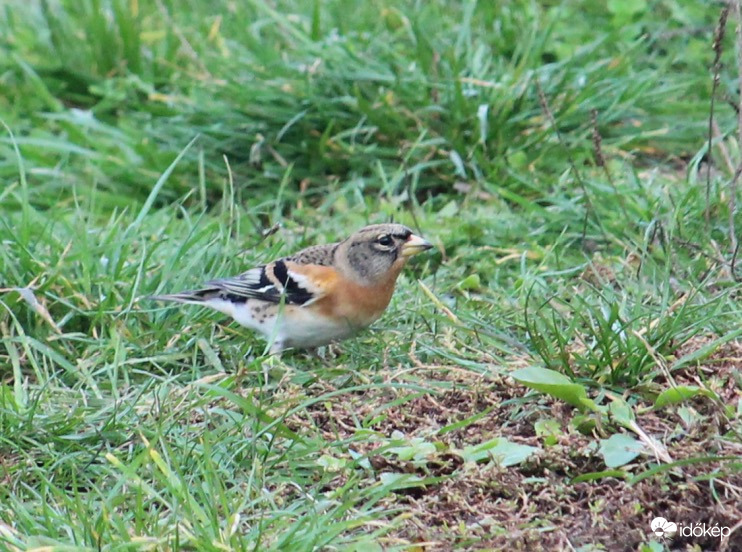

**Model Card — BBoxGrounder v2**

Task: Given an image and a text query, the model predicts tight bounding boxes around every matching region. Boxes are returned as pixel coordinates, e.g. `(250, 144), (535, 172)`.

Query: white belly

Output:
(206, 299), (361, 351)
(281, 307), (361, 349)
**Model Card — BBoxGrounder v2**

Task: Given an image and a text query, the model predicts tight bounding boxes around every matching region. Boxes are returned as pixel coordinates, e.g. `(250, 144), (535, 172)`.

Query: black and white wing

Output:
(151, 258), (328, 307)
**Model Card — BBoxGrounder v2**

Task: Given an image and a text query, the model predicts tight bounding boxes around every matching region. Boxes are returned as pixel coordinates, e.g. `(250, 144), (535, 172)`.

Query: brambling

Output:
(151, 224), (433, 353)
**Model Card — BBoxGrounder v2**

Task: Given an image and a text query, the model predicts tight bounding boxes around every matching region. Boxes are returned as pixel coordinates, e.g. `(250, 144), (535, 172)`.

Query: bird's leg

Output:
(269, 339), (286, 356)
(313, 343), (343, 361)
(261, 354), (289, 388)
(261, 340), (294, 388)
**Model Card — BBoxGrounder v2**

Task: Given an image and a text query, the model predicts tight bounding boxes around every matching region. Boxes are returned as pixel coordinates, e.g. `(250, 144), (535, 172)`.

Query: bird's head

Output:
(336, 223), (433, 286)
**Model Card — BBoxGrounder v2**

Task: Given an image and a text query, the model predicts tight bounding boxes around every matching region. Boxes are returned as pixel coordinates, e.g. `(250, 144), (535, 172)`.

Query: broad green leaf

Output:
(388, 439), (437, 461)
(609, 397), (635, 427)
(378, 473), (444, 490)
(599, 434), (644, 468)
(654, 385), (717, 408)
(461, 438), (537, 466)
(534, 418), (561, 446)
(317, 454), (347, 472)
(511, 366), (590, 410)
(457, 274), (481, 291)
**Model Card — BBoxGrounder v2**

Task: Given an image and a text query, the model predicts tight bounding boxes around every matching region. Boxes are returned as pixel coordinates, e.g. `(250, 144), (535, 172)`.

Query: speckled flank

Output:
(249, 301), (278, 325)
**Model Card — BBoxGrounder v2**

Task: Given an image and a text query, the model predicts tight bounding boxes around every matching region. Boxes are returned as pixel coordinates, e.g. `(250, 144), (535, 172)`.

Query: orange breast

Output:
(313, 264), (404, 327)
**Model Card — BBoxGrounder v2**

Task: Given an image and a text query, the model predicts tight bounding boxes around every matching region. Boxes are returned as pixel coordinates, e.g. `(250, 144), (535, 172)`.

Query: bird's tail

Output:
(147, 289), (214, 305)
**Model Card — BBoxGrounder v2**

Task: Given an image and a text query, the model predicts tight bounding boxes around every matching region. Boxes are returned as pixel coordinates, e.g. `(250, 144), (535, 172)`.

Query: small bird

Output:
(151, 224), (433, 353)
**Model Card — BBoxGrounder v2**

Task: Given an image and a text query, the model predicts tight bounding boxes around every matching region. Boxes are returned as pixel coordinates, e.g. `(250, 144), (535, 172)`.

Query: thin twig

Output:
(731, 0), (742, 279)
(672, 236), (727, 268)
(707, 6), (729, 229)
(731, 240), (741, 281)
(590, 109), (629, 220)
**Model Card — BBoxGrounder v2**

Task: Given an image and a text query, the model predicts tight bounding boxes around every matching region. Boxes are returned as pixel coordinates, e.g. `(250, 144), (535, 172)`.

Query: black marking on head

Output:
(346, 239), (398, 281)
(355, 224), (412, 240)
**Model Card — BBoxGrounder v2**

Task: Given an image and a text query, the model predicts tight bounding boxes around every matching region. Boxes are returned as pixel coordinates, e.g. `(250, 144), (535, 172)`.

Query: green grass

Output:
(1, 0), (741, 550)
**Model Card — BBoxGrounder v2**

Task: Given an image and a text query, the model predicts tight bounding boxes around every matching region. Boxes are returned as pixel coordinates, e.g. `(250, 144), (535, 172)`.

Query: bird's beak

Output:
(401, 234), (433, 257)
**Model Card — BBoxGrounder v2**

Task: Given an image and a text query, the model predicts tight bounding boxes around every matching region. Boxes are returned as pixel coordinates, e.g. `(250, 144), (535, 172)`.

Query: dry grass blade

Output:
(417, 279), (459, 324)
(3, 286), (61, 333)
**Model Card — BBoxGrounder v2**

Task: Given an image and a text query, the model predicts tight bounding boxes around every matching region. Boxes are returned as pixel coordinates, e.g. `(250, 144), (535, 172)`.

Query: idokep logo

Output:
(650, 516), (731, 540)
(650, 517), (677, 538)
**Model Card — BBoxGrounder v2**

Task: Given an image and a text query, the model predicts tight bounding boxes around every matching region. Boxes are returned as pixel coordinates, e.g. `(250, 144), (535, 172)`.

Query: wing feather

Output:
(202, 260), (323, 305)
(154, 243), (339, 307)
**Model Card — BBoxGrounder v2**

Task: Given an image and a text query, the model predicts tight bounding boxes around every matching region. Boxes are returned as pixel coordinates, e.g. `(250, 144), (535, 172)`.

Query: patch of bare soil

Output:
(284, 338), (742, 551)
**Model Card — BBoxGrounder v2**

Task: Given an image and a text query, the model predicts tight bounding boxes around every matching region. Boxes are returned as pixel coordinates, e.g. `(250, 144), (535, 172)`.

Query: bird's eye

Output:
(376, 234), (394, 247)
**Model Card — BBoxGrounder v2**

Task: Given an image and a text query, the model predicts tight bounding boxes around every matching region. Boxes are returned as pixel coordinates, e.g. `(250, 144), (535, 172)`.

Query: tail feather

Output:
(148, 289), (215, 304)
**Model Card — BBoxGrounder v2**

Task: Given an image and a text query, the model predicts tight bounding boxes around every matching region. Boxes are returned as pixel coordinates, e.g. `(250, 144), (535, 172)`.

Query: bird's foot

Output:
(260, 353), (294, 388)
